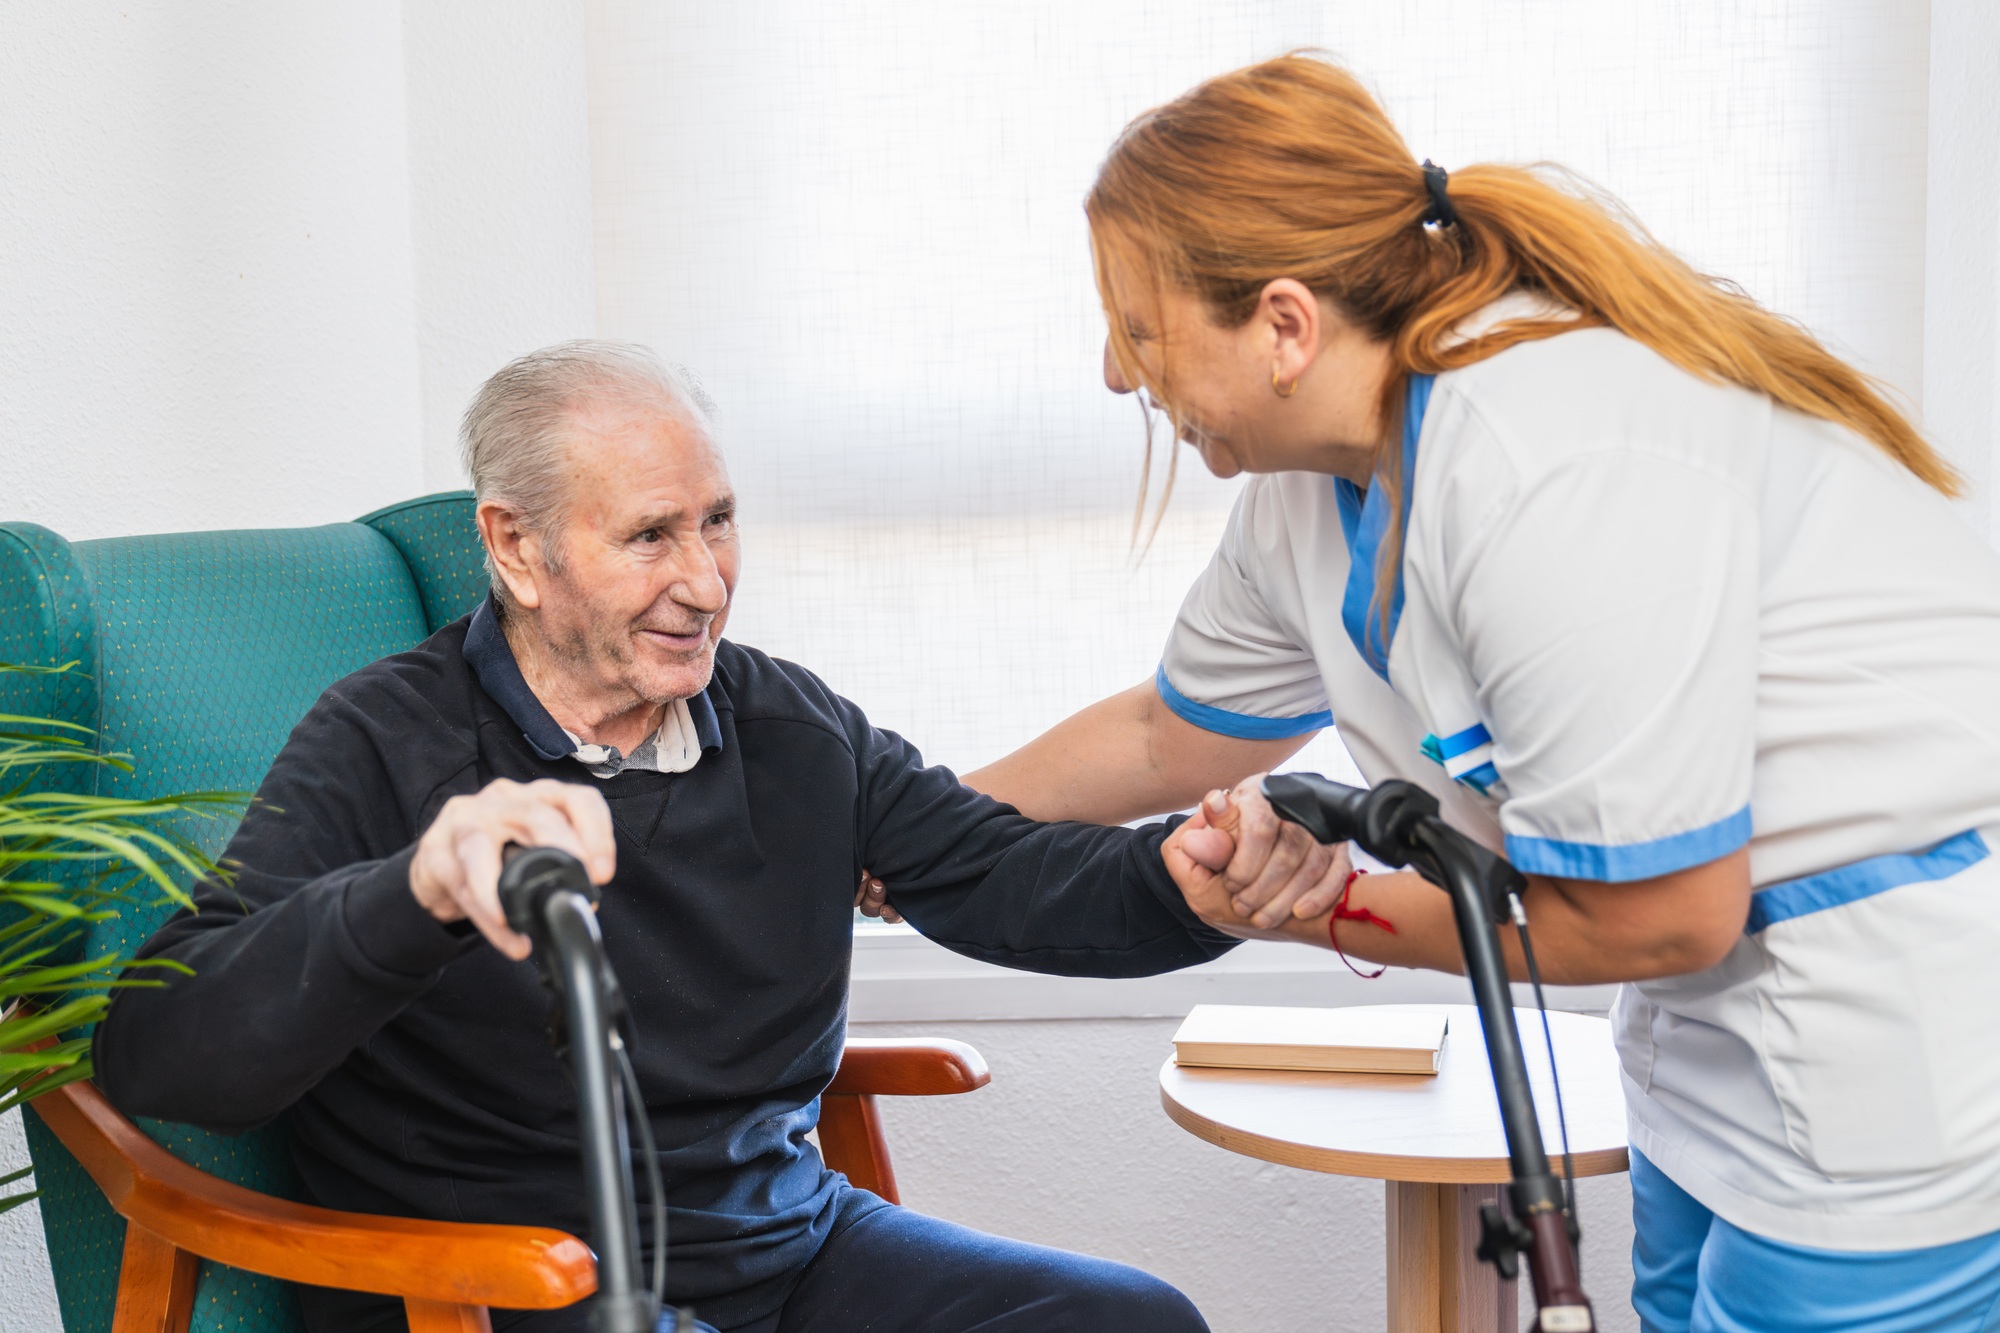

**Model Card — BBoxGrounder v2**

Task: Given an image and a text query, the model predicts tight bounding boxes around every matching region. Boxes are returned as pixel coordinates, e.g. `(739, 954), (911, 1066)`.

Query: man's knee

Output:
(1042, 1261), (1208, 1331)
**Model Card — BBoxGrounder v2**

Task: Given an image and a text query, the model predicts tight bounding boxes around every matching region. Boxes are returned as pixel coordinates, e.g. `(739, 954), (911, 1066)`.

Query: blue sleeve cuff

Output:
(1504, 805), (1752, 882)
(1154, 664), (1331, 741)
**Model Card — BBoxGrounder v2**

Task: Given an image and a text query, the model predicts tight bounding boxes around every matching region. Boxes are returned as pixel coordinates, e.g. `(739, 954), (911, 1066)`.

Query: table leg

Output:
(1386, 1181), (1518, 1333)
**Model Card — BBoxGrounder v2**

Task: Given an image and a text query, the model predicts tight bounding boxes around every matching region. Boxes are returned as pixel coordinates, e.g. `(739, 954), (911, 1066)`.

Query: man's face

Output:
(530, 401), (739, 709)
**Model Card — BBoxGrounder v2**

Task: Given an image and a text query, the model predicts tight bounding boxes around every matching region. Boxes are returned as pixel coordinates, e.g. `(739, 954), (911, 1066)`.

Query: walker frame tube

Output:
(1262, 774), (1595, 1332)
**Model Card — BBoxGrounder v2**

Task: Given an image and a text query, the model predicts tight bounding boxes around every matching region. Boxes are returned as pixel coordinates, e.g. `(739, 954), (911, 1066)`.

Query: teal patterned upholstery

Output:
(360, 492), (487, 635)
(4, 495), (485, 1333)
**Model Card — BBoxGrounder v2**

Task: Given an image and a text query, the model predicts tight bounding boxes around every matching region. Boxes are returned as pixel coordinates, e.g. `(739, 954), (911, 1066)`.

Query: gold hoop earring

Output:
(1273, 368), (1298, 399)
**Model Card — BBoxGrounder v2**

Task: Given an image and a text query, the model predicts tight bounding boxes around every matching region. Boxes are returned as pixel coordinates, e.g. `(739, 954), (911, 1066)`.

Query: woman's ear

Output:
(1260, 278), (1324, 393)
(475, 500), (547, 611)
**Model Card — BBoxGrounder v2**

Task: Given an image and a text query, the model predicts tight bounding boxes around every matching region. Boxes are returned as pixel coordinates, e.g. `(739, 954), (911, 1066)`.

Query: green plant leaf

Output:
(0, 1058), (95, 1115)
(0, 996), (107, 1048)
(0, 1040), (90, 1077)
(0, 676), (234, 1110)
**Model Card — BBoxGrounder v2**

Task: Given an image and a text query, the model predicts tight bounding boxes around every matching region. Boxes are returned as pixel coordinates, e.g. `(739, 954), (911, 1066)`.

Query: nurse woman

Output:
(957, 52), (2000, 1333)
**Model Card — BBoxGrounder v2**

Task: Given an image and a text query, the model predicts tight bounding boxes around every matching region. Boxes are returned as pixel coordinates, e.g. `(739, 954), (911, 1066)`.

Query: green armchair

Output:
(1, 494), (987, 1333)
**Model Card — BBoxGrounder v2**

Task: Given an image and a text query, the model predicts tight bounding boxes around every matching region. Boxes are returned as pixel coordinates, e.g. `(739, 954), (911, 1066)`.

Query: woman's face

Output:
(1100, 269), (1393, 484)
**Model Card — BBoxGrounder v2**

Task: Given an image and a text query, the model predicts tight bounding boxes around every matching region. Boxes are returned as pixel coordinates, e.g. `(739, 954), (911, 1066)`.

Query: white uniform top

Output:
(1160, 295), (2000, 1250)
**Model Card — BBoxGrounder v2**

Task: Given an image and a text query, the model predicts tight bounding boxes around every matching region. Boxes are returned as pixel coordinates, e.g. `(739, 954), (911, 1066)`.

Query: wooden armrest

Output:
(827, 1038), (988, 1097)
(28, 1078), (595, 1310)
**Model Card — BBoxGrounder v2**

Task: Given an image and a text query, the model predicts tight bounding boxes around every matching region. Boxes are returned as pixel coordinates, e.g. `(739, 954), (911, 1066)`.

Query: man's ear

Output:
(475, 500), (546, 611)
(1260, 278), (1324, 391)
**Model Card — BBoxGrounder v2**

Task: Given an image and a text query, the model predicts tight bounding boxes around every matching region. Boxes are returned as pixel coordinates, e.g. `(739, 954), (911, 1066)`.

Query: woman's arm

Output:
(858, 678), (1321, 923)
(962, 677), (1315, 824)
(1171, 785), (1753, 984)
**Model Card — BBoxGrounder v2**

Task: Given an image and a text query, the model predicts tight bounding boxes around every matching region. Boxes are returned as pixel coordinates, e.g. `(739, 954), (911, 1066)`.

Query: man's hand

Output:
(1161, 775), (1351, 940)
(854, 872), (902, 924)
(410, 777), (618, 960)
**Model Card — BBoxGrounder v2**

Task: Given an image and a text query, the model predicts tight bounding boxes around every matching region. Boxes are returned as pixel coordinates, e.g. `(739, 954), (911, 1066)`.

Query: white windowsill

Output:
(848, 922), (1621, 1023)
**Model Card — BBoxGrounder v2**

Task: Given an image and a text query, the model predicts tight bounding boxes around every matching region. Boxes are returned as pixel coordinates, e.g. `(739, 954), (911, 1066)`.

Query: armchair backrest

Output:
(1, 493), (486, 1333)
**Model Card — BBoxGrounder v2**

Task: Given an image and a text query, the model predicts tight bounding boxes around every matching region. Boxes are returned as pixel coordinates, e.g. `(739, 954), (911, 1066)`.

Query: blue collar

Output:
(1334, 373), (1435, 681)
(461, 594), (724, 763)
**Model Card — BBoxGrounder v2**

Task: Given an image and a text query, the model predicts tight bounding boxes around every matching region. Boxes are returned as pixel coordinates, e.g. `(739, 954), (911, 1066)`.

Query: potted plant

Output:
(0, 662), (240, 1213)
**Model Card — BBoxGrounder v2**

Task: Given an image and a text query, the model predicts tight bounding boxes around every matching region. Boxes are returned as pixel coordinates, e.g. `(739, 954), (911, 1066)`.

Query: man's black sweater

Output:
(94, 605), (1234, 1328)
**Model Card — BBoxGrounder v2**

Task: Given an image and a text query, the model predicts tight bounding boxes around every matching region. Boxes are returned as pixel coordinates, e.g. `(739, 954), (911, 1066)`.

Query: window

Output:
(585, 1), (1927, 795)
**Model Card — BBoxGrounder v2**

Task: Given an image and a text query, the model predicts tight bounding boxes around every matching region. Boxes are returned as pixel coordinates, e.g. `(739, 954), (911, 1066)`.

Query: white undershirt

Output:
(561, 696), (704, 779)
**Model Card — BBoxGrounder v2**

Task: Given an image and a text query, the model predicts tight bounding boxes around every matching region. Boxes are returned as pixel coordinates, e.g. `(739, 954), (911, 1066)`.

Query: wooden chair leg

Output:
(818, 1091), (899, 1204)
(405, 1298), (495, 1333)
(110, 1223), (201, 1333)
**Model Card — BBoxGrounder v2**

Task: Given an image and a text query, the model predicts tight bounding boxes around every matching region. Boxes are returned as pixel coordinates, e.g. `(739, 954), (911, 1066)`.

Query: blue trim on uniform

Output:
(1456, 761), (1499, 793)
(1744, 829), (1989, 934)
(1152, 664), (1332, 740)
(1630, 1148), (2000, 1333)
(1505, 806), (1751, 882)
(1335, 373), (1434, 681)
(1431, 722), (1491, 761)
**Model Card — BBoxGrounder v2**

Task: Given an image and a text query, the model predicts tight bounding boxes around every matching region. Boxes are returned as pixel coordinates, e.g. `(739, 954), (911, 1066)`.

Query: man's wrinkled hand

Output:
(410, 777), (617, 961)
(854, 871), (902, 924)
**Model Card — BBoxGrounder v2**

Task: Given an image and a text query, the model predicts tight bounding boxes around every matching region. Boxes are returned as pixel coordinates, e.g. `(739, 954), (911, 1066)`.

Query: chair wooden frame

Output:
(29, 1036), (988, 1333)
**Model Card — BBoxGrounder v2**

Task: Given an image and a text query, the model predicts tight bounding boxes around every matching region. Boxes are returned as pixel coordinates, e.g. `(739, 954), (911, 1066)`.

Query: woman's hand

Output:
(854, 872), (902, 924)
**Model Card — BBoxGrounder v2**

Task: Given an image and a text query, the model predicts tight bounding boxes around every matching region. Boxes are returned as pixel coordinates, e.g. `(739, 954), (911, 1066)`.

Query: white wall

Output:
(1925, 0), (2000, 540)
(401, 1), (598, 491)
(0, 6), (424, 542)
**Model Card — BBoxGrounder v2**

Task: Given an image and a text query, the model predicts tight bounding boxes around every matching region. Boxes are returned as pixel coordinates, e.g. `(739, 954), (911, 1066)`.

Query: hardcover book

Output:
(1171, 1003), (1449, 1075)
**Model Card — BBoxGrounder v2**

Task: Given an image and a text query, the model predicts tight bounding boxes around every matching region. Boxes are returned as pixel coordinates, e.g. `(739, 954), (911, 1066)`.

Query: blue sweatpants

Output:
(1631, 1150), (2000, 1333)
(310, 1187), (1204, 1333)
(692, 1196), (1209, 1333)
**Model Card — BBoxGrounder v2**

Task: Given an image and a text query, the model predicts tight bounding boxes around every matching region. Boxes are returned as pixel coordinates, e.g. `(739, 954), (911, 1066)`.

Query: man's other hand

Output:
(410, 777), (618, 960)
(854, 872), (903, 924)
(1161, 775), (1351, 940)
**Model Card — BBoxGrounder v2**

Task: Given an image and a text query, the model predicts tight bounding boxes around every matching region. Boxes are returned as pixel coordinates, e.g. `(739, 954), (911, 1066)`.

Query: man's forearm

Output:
(94, 849), (468, 1132)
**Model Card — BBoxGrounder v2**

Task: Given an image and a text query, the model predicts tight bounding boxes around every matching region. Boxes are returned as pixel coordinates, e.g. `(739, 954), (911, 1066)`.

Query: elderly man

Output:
(96, 342), (1341, 1333)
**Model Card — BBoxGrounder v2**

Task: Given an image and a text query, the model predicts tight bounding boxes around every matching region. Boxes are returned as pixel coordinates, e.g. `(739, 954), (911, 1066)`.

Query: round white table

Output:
(1160, 1004), (1629, 1333)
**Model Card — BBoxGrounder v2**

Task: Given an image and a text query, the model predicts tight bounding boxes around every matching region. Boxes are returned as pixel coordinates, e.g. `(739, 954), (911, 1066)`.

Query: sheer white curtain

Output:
(583, 0), (1927, 779)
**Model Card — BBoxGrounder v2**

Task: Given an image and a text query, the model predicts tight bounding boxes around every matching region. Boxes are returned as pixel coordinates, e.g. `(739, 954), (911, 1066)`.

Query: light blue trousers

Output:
(1631, 1150), (2000, 1332)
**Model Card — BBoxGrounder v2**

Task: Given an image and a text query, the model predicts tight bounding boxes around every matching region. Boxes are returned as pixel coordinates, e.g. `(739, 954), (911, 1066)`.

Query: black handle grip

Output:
(497, 844), (600, 939)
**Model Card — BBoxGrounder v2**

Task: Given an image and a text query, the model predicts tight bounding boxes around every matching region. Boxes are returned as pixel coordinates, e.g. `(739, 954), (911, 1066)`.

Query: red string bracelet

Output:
(1329, 868), (1397, 979)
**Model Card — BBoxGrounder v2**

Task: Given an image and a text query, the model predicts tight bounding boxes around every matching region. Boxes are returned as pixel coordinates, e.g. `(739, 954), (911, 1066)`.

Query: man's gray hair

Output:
(460, 340), (716, 579)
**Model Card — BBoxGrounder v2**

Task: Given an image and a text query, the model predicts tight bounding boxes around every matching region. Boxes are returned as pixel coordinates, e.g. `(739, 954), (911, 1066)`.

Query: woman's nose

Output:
(1103, 339), (1134, 395)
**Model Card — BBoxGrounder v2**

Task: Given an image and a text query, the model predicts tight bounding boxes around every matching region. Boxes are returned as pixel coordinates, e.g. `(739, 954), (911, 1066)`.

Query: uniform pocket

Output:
(1758, 933), (1945, 1177)
(1611, 983), (1656, 1094)
(1751, 832), (2000, 1179)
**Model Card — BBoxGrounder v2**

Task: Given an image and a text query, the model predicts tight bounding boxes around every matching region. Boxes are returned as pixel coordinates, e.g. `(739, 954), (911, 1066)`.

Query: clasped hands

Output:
(857, 774), (1349, 942)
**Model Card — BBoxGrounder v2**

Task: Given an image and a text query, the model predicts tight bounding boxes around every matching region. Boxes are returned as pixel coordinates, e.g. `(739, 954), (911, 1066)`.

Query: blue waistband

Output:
(1745, 829), (1990, 934)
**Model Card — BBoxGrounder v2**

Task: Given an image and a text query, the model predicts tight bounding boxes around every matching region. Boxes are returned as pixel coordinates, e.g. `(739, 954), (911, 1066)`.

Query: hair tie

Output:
(1420, 160), (1458, 229)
